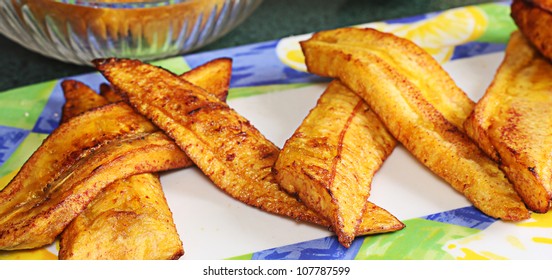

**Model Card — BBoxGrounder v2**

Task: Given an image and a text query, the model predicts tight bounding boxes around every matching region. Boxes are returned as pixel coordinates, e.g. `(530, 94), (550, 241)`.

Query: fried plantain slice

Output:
(274, 80), (401, 247)
(511, 0), (552, 62)
(0, 103), (166, 220)
(179, 57), (232, 102)
(464, 31), (552, 212)
(0, 131), (188, 250)
(99, 83), (124, 103)
(61, 80), (110, 122)
(300, 27), (529, 221)
(59, 173), (183, 260)
(98, 57), (231, 104)
(95, 58), (403, 235)
(96, 58), (329, 226)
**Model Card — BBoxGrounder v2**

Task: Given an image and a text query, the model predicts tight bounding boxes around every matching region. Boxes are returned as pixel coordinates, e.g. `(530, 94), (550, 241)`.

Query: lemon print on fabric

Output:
(355, 218), (480, 260)
(360, 6), (488, 64)
(0, 240), (58, 260)
(275, 5), (489, 72)
(0, 247), (57, 260)
(444, 212), (552, 260)
(275, 33), (312, 73)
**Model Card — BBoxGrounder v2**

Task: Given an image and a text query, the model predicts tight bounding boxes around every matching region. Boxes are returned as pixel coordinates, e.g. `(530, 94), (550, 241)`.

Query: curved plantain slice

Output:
(179, 57), (232, 102)
(300, 27), (530, 221)
(61, 80), (110, 122)
(274, 80), (402, 247)
(63, 58), (232, 121)
(465, 31), (552, 213)
(95, 58), (403, 235)
(99, 57), (232, 103)
(95, 58), (329, 226)
(99, 83), (125, 103)
(0, 131), (188, 250)
(59, 173), (183, 260)
(0, 103), (164, 219)
(511, 0), (552, 62)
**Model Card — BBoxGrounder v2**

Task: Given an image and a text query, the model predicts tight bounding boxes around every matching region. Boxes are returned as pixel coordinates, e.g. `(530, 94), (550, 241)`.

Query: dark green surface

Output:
(0, 0), (497, 92)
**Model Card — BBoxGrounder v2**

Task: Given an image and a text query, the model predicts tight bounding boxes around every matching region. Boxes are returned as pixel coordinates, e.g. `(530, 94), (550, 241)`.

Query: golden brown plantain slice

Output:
(66, 58), (232, 120)
(99, 83), (124, 103)
(0, 131), (188, 250)
(59, 173), (183, 260)
(96, 57), (329, 226)
(511, 0), (552, 62)
(98, 57), (231, 103)
(300, 27), (530, 221)
(357, 202), (404, 236)
(464, 31), (552, 213)
(179, 57), (232, 102)
(0, 103), (165, 220)
(274, 80), (401, 247)
(61, 80), (110, 122)
(95, 58), (402, 235)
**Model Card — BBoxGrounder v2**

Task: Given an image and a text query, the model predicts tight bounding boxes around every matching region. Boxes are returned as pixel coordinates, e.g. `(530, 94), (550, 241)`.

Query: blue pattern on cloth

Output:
(184, 41), (324, 88)
(451, 42), (506, 61)
(0, 126), (29, 165)
(251, 235), (364, 260)
(423, 206), (497, 230)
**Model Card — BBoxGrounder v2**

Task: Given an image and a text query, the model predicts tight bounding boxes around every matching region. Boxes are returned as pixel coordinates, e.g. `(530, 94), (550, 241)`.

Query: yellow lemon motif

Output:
(276, 6), (489, 71)
(275, 33), (312, 72)
(0, 247), (57, 260)
(443, 212), (552, 260)
(360, 6), (488, 63)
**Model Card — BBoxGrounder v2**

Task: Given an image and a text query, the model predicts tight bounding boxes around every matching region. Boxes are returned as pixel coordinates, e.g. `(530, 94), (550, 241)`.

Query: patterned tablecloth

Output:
(2, 1), (549, 260)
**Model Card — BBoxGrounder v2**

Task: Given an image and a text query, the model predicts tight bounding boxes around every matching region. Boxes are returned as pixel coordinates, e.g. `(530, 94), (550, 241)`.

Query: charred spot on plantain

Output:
(528, 166), (537, 175)
(445, 126), (460, 134)
(187, 102), (228, 116)
(177, 95), (199, 107)
(187, 107), (201, 116)
(507, 146), (520, 156)
(226, 153), (236, 161)
(259, 149), (276, 160)
(170, 103), (183, 111)
(235, 131), (248, 138)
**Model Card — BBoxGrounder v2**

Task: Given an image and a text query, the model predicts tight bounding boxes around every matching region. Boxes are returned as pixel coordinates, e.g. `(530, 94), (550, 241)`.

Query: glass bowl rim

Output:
(52, 0), (209, 9)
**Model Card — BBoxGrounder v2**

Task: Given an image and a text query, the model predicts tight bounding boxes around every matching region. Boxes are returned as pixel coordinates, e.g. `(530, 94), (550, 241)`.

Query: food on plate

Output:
(464, 31), (552, 213)
(59, 173), (183, 260)
(511, 0), (552, 61)
(95, 57), (329, 226)
(1, 58), (238, 250)
(56, 58), (232, 259)
(300, 27), (530, 221)
(0, 129), (188, 250)
(274, 80), (401, 247)
(95, 58), (406, 235)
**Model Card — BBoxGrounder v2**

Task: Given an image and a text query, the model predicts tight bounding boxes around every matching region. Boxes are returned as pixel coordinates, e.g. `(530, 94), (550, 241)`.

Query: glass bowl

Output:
(0, 0), (262, 65)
